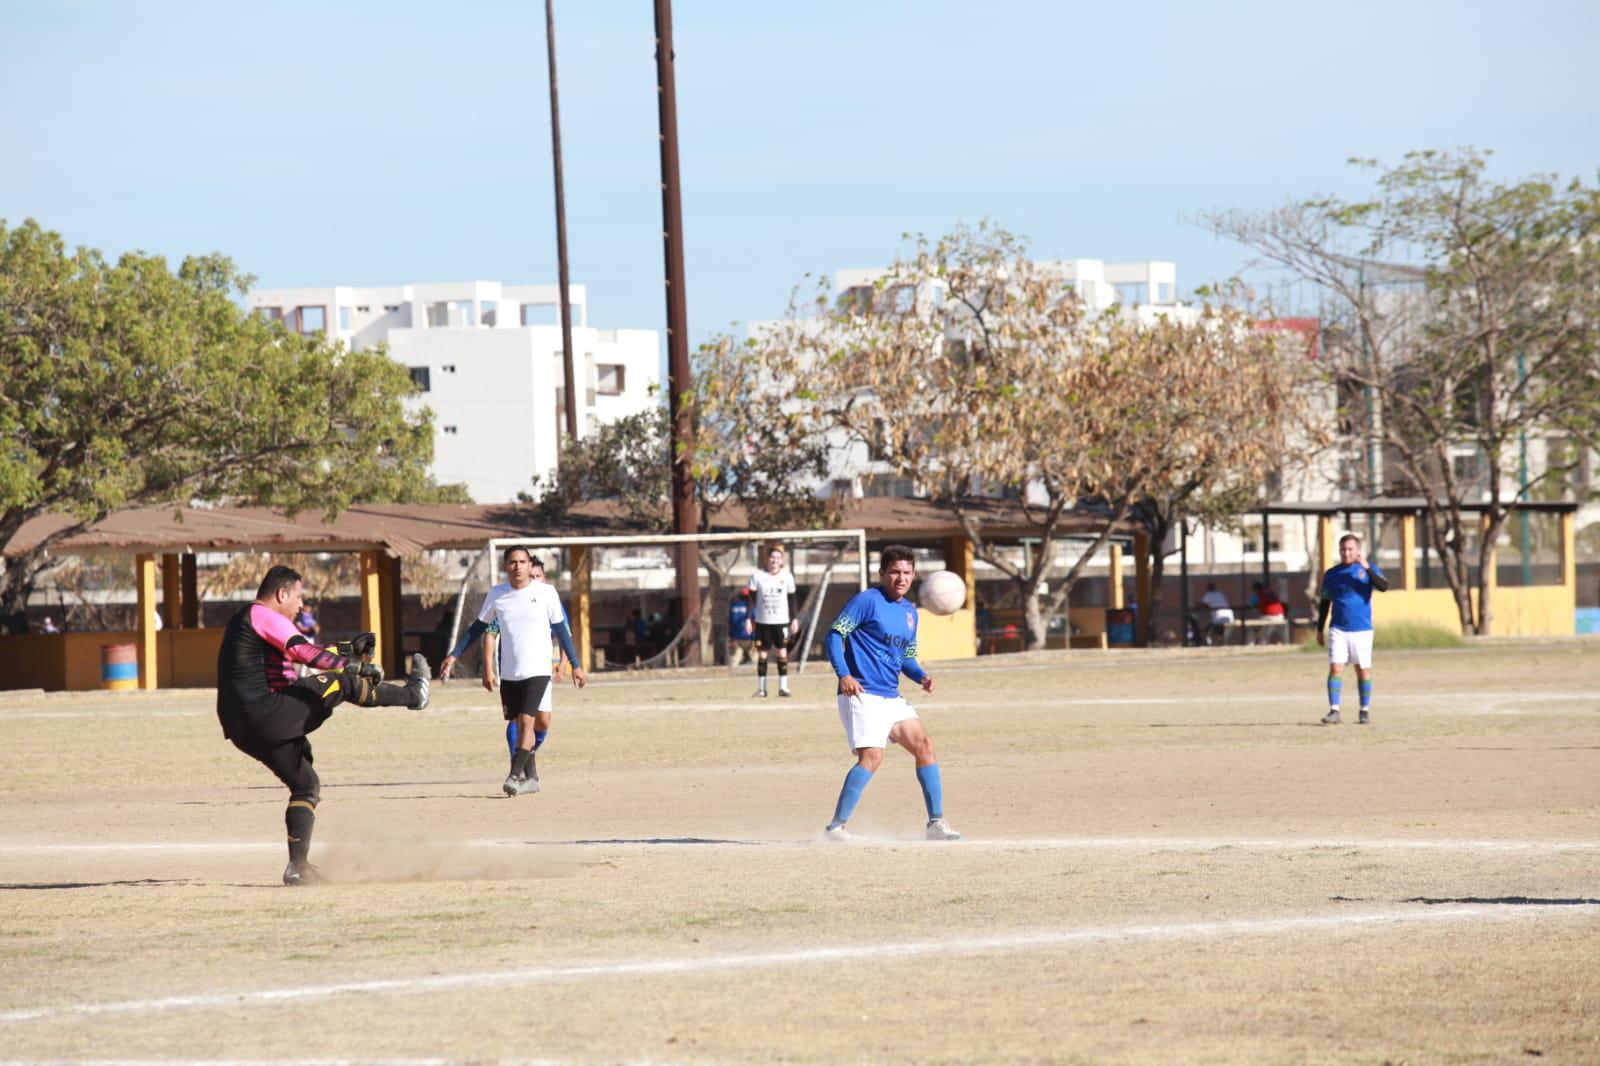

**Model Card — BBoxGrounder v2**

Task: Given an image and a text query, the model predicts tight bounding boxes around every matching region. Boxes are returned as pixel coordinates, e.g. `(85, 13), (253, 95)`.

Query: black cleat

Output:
(1358, 709), (1370, 725)
(1320, 709), (1341, 725)
(282, 861), (323, 886)
(407, 653), (430, 709)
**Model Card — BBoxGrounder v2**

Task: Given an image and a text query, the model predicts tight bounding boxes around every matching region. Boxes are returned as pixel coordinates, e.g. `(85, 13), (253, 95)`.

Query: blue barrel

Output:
(100, 643), (139, 690)
(1106, 608), (1137, 646)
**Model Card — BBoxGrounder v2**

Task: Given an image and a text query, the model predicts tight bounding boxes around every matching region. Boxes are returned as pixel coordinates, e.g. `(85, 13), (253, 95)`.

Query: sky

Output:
(3, 0), (1598, 348)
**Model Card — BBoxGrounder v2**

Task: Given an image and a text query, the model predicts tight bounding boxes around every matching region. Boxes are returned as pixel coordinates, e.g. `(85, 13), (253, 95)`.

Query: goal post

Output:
(457, 528), (869, 672)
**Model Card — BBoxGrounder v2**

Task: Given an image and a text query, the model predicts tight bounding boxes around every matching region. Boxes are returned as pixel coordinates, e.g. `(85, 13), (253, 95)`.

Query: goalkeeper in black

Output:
(217, 565), (430, 885)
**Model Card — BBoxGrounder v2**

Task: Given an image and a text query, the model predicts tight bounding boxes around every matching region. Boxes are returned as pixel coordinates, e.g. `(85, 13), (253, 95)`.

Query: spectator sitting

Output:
(1200, 583), (1234, 645)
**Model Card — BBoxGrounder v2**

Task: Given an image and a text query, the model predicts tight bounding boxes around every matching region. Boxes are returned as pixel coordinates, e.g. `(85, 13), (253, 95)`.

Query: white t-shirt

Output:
(748, 568), (796, 625)
(476, 580), (566, 681)
(1200, 589), (1234, 624)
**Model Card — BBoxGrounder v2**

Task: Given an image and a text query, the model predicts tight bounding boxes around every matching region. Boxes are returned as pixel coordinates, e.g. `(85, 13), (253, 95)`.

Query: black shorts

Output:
(499, 675), (552, 720)
(754, 623), (789, 651)
(217, 681), (336, 746)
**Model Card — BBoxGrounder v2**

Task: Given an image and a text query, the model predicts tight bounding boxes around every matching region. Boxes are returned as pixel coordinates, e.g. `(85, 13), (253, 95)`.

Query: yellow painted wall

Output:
(0, 628), (226, 692)
(1371, 586), (1575, 636)
(915, 607), (977, 663)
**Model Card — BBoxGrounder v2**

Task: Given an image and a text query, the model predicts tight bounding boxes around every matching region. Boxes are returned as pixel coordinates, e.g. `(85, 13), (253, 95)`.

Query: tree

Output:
(1209, 150), (1600, 634)
(761, 223), (1310, 650)
(0, 218), (460, 626)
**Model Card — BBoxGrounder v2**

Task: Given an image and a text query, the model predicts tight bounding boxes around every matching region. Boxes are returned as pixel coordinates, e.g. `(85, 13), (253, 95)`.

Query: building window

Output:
(454, 300), (475, 327)
(1114, 282), (1147, 306)
(427, 302), (449, 327)
(409, 367), (431, 392)
(296, 306), (326, 334)
(480, 301), (497, 327)
(382, 304), (399, 313)
(257, 306), (283, 324)
(522, 303), (557, 326)
(596, 364), (625, 396)
(338, 306), (351, 330)
(1452, 452), (1481, 484)
(356, 305), (371, 313)
(442, 425), (458, 435)
(1157, 282), (1174, 303)
(839, 286), (874, 315)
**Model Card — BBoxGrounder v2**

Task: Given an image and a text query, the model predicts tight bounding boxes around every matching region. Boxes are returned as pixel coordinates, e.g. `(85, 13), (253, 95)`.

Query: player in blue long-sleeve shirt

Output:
(822, 544), (960, 842)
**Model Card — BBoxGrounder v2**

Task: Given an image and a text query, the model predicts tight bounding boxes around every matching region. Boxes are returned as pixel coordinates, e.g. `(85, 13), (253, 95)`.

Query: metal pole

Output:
(546, 0), (578, 441)
(654, 0), (701, 663)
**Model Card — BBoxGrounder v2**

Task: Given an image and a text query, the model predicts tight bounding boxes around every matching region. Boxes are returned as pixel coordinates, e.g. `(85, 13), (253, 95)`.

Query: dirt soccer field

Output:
(2, 640), (1598, 1063)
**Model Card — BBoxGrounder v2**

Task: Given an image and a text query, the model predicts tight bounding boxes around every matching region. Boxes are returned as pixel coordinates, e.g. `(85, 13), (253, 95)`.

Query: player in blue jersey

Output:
(1317, 533), (1389, 725)
(822, 544), (960, 841)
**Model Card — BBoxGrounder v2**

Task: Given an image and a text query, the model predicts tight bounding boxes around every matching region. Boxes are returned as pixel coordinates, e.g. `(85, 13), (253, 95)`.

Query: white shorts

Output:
(1328, 627), (1374, 669)
(837, 692), (919, 752)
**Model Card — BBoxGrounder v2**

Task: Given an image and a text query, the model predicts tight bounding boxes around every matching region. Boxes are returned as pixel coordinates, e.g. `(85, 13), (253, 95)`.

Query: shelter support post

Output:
(359, 551), (385, 671)
(570, 546), (593, 670)
(135, 553), (157, 690)
(381, 556), (402, 677)
(180, 553), (199, 628)
(1399, 514), (1416, 590)
(943, 535), (975, 608)
(1561, 511), (1576, 592)
(1107, 543), (1124, 610)
(1316, 516), (1335, 577)
(161, 554), (182, 630)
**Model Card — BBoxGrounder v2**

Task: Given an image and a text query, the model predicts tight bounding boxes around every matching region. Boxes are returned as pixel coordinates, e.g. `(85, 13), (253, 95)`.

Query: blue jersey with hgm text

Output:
(1321, 562), (1384, 632)
(826, 587), (926, 698)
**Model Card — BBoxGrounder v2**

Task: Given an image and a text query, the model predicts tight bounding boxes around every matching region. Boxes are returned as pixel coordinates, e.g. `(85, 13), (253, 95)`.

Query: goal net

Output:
(445, 529), (868, 674)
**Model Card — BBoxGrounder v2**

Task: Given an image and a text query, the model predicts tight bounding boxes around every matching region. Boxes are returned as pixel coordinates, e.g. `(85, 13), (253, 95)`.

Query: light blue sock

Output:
(916, 764), (945, 820)
(533, 729), (548, 750)
(1358, 679), (1372, 710)
(829, 765), (874, 829)
(1327, 676), (1342, 710)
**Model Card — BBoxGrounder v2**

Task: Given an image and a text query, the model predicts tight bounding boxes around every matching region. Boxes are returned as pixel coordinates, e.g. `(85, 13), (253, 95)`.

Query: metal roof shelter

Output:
(3, 496), (1144, 689)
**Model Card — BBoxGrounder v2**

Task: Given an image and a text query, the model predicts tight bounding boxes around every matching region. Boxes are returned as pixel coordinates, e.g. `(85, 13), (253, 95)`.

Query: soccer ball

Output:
(919, 570), (967, 616)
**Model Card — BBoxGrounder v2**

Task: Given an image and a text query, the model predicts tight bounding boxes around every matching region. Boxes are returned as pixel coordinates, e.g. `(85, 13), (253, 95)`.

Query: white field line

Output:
(4, 835), (1597, 856)
(1, 904), (1594, 1026)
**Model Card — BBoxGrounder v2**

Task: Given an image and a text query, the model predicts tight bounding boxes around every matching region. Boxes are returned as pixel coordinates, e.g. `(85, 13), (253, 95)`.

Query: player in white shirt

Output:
(477, 548), (586, 796)
(744, 546), (798, 698)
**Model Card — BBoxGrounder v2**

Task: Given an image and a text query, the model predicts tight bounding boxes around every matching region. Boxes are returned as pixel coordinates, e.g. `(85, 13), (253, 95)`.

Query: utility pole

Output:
(546, 0), (578, 441)
(654, 0), (701, 662)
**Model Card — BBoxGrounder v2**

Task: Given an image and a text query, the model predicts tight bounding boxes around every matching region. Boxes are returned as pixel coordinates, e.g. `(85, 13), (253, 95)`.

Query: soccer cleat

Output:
(753, 688), (768, 698)
(925, 818), (961, 841)
(823, 824), (851, 842)
(1358, 709), (1370, 725)
(778, 688), (792, 698)
(1321, 709), (1341, 725)
(407, 653), (430, 710)
(282, 861), (322, 886)
(502, 774), (521, 797)
(516, 774), (540, 795)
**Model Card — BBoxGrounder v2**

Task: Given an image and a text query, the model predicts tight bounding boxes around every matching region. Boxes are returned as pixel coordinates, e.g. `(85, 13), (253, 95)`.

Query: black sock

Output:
(286, 802), (315, 866)
(758, 660), (768, 680)
(777, 661), (788, 677)
(372, 681), (412, 707)
(510, 749), (534, 779)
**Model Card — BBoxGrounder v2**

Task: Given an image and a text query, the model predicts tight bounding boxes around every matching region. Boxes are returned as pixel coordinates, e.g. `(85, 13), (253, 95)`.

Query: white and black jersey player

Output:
(478, 547), (586, 796)
(744, 546), (798, 698)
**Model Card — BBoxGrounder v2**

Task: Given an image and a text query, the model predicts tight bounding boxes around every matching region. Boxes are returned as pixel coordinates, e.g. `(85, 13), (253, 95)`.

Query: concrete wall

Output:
(0, 628), (225, 692)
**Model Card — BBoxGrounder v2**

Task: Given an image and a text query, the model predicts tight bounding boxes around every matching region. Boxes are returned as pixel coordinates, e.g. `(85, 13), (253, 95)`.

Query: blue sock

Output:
(1327, 677), (1342, 710)
(829, 765), (874, 828)
(916, 764), (944, 820)
(1358, 679), (1372, 710)
(533, 729), (548, 750)
(506, 720), (519, 758)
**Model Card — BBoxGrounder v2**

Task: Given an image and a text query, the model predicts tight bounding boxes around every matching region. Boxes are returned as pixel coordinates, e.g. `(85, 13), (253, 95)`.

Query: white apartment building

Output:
(247, 281), (660, 503)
